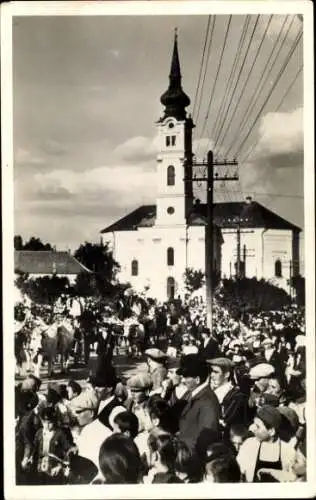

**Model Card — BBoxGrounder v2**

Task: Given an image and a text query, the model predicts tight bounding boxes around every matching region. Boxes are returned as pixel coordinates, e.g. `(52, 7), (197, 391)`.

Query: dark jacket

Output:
(221, 385), (250, 430)
(178, 384), (221, 453)
(199, 337), (220, 361)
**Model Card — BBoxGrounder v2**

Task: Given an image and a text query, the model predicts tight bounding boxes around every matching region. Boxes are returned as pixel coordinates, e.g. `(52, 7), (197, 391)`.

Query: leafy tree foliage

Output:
(184, 268), (205, 294)
(15, 273), (70, 317)
(215, 277), (292, 317)
(14, 235), (54, 251)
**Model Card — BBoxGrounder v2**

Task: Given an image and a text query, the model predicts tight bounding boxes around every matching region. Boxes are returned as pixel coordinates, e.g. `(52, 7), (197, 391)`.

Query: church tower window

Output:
(171, 135), (176, 146)
(167, 165), (175, 186)
(167, 247), (174, 266)
(167, 276), (175, 299)
(131, 259), (138, 276)
(275, 259), (282, 278)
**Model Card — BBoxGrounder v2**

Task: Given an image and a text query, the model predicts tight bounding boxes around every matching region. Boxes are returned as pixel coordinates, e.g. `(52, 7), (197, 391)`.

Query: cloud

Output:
(41, 139), (69, 156)
(14, 147), (47, 168)
(249, 107), (303, 169)
(112, 135), (158, 163)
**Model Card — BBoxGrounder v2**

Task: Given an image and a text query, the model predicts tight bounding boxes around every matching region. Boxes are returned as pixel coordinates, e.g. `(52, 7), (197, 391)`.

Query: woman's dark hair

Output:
(147, 397), (177, 434)
(113, 411), (139, 439)
(205, 442), (234, 463)
(98, 434), (142, 484)
(67, 380), (82, 397)
(230, 423), (250, 439)
(174, 442), (204, 482)
(205, 455), (241, 483)
(40, 405), (57, 425)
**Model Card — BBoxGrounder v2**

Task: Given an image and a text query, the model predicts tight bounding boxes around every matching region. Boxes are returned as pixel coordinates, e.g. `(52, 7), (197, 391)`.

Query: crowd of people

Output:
(15, 294), (307, 485)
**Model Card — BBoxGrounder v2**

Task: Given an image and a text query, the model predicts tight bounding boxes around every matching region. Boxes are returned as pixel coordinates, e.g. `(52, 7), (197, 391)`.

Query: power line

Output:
(223, 190), (303, 199)
(223, 15), (294, 157)
(197, 15), (232, 155)
(241, 64), (303, 163)
(233, 31), (302, 158)
(192, 16), (211, 120)
(194, 17), (216, 130)
(209, 16), (251, 148)
(214, 15), (272, 154)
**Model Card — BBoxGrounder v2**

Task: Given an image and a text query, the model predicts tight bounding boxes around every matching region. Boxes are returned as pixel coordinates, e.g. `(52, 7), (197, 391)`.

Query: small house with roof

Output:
(14, 250), (92, 285)
(100, 33), (300, 301)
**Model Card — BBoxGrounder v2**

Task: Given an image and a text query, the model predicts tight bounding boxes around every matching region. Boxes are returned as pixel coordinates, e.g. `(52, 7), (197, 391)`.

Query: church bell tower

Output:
(155, 30), (194, 227)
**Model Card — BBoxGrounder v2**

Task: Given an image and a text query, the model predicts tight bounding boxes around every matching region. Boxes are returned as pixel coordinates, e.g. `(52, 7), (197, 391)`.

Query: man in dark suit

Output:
(177, 354), (221, 453)
(199, 328), (220, 361)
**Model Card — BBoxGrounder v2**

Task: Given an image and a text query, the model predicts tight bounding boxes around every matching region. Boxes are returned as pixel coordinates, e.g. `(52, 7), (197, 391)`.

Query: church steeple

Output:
(160, 29), (191, 121)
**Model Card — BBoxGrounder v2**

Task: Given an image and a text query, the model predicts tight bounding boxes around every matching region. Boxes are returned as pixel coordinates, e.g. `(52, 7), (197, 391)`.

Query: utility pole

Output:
(223, 224), (254, 279)
(184, 151), (238, 330)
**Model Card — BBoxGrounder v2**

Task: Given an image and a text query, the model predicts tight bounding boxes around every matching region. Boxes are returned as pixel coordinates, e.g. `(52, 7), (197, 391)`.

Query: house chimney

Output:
(245, 196), (252, 204)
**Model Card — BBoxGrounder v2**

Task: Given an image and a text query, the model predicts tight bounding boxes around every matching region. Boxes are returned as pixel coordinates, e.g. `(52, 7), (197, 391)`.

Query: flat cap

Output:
(145, 348), (168, 362)
(249, 362), (275, 380)
(127, 372), (153, 392)
(278, 406), (300, 431)
(257, 405), (282, 431)
(206, 357), (233, 371)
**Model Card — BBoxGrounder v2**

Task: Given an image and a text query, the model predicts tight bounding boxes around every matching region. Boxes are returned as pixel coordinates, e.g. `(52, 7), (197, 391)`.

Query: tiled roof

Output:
(100, 201), (300, 233)
(14, 251), (92, 275)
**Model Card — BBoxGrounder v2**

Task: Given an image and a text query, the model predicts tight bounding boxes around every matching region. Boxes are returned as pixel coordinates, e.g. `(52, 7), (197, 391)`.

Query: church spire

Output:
(160, 29), (190, 121)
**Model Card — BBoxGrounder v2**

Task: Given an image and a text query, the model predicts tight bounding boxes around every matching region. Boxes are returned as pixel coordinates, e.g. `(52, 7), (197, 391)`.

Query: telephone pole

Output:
(185, 150), (238, 329)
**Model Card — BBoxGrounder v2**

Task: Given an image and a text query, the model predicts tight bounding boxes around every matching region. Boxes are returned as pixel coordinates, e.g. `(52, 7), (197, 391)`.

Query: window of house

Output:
(275, 259), (282, 278)
(167, 165), (175, 186)
(131, 259), (138, 276)
(167, 276), (175, 299)
(167, 247), (174, 266)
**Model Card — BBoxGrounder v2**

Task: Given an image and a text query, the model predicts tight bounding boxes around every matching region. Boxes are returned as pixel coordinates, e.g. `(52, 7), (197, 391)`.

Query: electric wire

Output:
(214, 15), (272, 155)
(192, 16), (211, 120)
(223, 15), (295, 157)
(197, 15), (233, 155)
(194, 17), (216, 133)
(232, 30), (302, 159)
(209, 16), (251, 150)
(241, 64), (303, 163)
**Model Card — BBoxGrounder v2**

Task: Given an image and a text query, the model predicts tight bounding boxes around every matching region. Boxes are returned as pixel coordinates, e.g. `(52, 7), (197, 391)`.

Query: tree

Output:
(15, 273), (70, 318)
(215, 277), (292, 317)
(15, 236), (54, 251)
(74, 241), (120, 295)
(184, 268), (205, 294)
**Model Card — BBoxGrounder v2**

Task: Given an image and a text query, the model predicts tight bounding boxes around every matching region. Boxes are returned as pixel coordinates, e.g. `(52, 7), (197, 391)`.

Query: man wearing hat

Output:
(237, 405), (296, 482)
(144, 348), (168, 392)
(177, 354), (221, 453)
(207, 357), (250, 434)
(248, 362), (275, 417)
(126, 373), (153, 433)
(198, 328), (220, 361)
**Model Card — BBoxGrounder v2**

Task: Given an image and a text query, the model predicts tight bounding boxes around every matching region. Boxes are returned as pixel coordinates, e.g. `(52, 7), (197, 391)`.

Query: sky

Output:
(13, 12), (304, 265)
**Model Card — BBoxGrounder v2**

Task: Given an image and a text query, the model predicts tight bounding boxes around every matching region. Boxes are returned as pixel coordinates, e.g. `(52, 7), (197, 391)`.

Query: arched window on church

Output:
(167, 277), (175, 299)
(167, 247), (174, 266)
(275, 259), (282, 278)
(131, 259), (138, 276)
(167, 165), (175, 186)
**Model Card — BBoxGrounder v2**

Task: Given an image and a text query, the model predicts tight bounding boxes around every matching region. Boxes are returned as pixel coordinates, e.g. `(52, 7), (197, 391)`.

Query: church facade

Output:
(101, 34), (300, 302)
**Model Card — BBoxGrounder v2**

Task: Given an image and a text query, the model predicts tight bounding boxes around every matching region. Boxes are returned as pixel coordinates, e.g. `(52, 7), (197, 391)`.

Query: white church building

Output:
(101, 33), (300, 302)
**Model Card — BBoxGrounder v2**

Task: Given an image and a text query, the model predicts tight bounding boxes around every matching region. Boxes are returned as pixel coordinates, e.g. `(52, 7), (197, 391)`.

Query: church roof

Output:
(100, 201), (300, 234)
(14, 251), (92, 275)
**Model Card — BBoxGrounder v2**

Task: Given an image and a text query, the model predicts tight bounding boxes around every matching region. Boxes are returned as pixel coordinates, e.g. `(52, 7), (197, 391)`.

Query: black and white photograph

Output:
(2, 1), (315, 498)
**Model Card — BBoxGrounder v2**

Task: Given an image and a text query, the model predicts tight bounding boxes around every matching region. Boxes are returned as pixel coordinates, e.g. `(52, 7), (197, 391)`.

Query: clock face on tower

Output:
(167, 206), (175, 214)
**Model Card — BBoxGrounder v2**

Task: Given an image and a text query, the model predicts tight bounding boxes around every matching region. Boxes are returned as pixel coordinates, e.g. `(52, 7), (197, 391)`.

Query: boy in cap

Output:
(207, 357), (250, 434)
(145, 348), (168, 392)
(237, 405), (296, 482)
(126, 373), (153, 433)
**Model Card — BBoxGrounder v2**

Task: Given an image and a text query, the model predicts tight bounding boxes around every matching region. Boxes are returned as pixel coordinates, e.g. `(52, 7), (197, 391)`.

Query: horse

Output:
(28, 317), (75, 378)
(126, 320), (145, 358)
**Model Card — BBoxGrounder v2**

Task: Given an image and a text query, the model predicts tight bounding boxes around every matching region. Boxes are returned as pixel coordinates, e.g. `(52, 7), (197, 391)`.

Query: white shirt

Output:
(77, 419), (112, 469)
(191, 379), (209, 399)
(214, 381), (233, 404)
